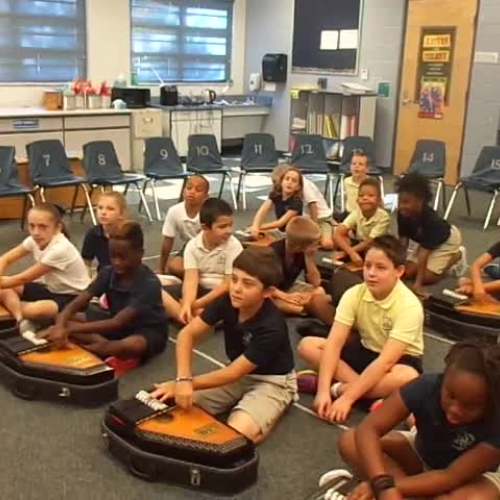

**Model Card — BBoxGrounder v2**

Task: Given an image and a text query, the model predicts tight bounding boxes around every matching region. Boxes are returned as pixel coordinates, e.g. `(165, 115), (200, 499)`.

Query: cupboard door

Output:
(64, 128), (131, 170)
(0, 131), (64, 160)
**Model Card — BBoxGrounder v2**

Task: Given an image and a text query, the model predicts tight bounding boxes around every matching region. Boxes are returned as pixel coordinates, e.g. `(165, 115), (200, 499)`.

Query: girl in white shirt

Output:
(0, 203), (90, 330)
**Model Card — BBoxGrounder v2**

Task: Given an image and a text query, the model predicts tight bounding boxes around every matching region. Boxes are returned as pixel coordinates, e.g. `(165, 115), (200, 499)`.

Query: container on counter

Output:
(43, 91), (62, 110)
(87, 95), (101, 109)
(63, 95), (76, 110)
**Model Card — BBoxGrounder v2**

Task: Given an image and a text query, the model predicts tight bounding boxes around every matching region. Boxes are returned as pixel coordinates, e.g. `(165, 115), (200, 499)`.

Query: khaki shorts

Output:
(193, 372), (298, 434)
(318, 217), (335, 240)
(288, 281), (316, 294)
(399, 429), (500, 493)
(407, 225), (462, 275)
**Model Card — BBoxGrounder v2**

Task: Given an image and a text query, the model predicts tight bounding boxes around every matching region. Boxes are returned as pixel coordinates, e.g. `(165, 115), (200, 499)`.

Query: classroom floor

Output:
(0, 175), (498, 500)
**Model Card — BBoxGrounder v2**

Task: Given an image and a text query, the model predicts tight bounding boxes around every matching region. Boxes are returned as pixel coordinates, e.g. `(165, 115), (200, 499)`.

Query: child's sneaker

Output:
(105, 356), (140, 376)
(319, 469), (353, 500)
(19, 319), (38, 335)
(369, 398), (384, 412)
(297, 369), (318, 394)
(451, 246), (467, 277)
(99, 294), (109, 310)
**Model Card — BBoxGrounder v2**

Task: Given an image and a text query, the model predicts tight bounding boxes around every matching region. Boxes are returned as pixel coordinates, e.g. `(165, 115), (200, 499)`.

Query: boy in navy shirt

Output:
(151, 247), (297, 444)
(45, 221), (168, 370)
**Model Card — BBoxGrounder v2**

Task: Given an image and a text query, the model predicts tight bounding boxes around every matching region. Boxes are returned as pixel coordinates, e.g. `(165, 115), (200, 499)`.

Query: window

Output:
(0, 0), (86, 83)
(131, 0), (234, 84)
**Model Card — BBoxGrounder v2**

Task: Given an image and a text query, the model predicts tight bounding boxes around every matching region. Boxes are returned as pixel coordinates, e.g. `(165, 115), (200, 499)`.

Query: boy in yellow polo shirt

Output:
(298, 235), (424, 423)
(333, 177), (390, 266)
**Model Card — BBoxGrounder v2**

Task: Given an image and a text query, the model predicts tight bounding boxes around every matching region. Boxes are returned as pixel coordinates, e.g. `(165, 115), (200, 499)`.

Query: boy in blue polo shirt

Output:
(45, 221), (168, 370)
(151, 246), (297, 444)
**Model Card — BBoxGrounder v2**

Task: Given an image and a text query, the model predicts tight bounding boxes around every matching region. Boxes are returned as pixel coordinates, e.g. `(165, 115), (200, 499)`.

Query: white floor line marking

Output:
(424, 330), (455, 345)
(167, 337), (349, 431)
(143, 254), (161, 262)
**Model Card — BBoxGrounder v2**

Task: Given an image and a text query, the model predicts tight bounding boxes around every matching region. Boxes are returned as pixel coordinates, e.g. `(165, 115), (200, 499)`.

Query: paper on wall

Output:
(320, 30), (339, 50)
(339, 30), (359, 50)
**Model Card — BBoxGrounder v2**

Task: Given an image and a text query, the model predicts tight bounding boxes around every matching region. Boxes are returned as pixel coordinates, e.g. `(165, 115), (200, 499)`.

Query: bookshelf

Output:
(289, 89), (377, 156)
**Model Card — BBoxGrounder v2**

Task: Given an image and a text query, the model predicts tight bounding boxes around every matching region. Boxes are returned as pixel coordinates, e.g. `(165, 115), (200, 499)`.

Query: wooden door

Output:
(394, 0), (478, 184)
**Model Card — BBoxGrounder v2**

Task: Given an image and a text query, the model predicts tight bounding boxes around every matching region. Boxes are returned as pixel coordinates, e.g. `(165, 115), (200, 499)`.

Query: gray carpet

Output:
(0, 176), (494, 500)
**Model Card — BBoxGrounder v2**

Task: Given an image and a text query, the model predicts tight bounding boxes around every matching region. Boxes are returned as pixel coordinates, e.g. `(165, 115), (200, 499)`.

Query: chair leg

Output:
(227, 173), (238, 210)
(236, 172), (243, 204)
(40, 186), (46, 203)
(81, 185), (97, 225)
(441, 180), (447, 212)
(136, 182), (153, 222)
(377, 175), (385, 203)
(70, 185), (79, 217)
(433, 180), (442, 211)
(242, 174), (247, 211)
(464, 187), (471, 216)
(484, 191), (498, 230)
(151, 179), (162, 221)
(340, 174), (346, 213)
(218, 173), (226, 199)
(444, 184), (461, 220)
(123, 184), (130, 197)
(20, 195), (28, 229)
(178, 177), (188, 202)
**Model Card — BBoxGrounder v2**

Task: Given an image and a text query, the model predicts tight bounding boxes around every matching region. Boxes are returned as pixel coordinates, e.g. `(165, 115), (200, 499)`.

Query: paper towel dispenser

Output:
(262, 53), (288, 83)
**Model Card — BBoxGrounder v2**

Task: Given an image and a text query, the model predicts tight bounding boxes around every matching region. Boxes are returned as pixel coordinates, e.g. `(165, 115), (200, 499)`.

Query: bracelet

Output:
(370, 474), (395, 497)
(175, 376), (193, 383)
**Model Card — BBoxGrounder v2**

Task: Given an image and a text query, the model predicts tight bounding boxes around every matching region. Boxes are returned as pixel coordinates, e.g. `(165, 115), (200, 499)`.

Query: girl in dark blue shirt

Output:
(332, 341), (500, 499)
(248, 165), (303, 238)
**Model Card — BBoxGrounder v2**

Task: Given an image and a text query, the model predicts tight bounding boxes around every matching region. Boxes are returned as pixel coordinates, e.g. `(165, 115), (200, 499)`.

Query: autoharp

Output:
(424, 289), (500, 343)
(102, 390), (259, 495)
(0, 332), (118, 406)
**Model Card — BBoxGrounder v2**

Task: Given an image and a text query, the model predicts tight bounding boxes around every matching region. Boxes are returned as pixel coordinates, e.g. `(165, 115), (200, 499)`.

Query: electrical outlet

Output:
(361, 69), (369, 81)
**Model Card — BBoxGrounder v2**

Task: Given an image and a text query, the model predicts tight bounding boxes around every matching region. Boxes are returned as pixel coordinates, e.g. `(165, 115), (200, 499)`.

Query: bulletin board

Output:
(291, 0), (363, 74)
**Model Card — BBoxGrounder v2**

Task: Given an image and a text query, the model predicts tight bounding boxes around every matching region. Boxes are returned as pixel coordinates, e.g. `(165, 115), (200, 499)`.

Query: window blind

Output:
(0, 0), (86, 83)
(131, 0), (234, 84)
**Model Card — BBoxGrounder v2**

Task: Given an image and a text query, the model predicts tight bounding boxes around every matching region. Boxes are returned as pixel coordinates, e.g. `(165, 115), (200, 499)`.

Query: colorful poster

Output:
(417, 28), (455, 119)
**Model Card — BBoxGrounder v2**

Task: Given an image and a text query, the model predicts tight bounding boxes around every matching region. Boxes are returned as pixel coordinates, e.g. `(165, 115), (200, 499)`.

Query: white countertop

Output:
(0, 107), (132, 118)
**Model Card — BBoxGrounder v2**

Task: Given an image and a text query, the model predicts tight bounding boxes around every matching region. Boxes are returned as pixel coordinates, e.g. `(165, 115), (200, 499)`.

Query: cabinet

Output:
(289, 89), (377, 151)
(131, 109), (163, 171)
(168, 109), (222, 156)
(0, 117), (64, 159)
(64, 115), (131, 170)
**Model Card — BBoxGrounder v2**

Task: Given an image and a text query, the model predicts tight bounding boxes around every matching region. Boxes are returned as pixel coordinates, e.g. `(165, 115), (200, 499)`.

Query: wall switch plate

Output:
(474, 52), (499, 64)
(360, 69), (369, 80)
(317, 77), (327, 89)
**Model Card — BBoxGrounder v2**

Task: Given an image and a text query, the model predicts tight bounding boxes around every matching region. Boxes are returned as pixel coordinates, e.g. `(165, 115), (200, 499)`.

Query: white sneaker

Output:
(324, 489), (346, 500)
(19, 319), (37, 335)
(451, 246), (468, 278)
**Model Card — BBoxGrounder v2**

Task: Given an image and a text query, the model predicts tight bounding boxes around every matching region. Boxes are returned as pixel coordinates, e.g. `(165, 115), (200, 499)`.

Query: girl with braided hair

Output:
(329, 341), (500, 499)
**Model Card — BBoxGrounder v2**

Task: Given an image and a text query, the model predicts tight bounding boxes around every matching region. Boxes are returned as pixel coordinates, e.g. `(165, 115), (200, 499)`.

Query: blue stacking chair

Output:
(0, 146), (35, 228)
(236, 133), (279, 210)
(26, 140), (96, 225)
(186, 134), (237, 209)
(83, 140), (153, 222)
(445, 146), (500, 230)
(290, 134), (338, 209)
(408, 139), (446, 211)
(336, 136), (385, 212)
(142, 137), (190, 221)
